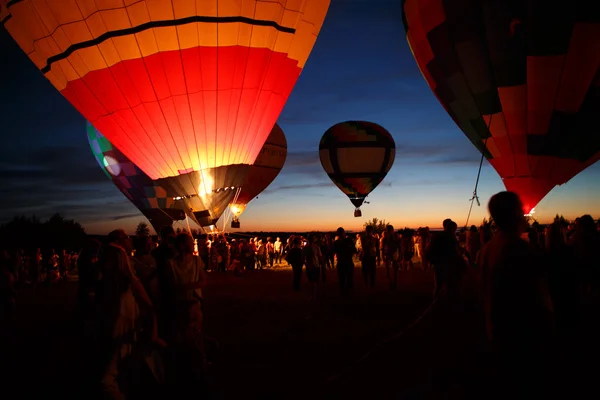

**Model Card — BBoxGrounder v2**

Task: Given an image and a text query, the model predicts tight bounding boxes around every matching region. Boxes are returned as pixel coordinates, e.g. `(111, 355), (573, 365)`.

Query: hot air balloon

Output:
(87, 122), (186, 234)
(402, 0), (600, 213)
(319, 121), (396, 217)
(1, 0), (330, 225)
(229, 123), (287, 228)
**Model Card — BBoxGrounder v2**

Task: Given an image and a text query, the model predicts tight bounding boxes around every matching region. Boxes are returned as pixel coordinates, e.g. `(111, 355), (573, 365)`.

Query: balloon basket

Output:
(231, 219), (240, 229)
(354, 209), (362, 218)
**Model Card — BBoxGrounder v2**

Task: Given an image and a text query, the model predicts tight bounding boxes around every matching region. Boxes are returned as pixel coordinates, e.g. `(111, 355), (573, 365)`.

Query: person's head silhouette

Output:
(488, 191), (526, 235)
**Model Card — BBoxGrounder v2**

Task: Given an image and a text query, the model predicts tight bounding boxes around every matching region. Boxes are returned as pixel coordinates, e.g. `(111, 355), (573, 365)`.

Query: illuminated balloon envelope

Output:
(1, 0), (330, 225)
(229, 123), (287, 228)
(402, 0), (600, 213)
(87, 122), (186, 233)
(319, 121), (396, 216)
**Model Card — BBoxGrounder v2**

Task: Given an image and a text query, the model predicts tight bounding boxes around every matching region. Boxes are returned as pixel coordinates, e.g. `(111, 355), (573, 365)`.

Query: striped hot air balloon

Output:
(87, 122), (186, 233)
(1, 0), (330, 225)
(319, 121), (396, 217)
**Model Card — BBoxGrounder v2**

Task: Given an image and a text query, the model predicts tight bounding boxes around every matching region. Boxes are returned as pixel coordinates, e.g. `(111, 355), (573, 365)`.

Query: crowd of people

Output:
(1, 190), (600, 398)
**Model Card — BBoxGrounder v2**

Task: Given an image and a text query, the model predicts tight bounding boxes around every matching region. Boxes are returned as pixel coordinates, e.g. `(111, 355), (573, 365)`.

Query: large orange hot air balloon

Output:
(229, 123), (287, 228)
(319, 121), (396, 217)
(402, 0), (600, 213)
(1, 0), (330, 225)
(87, 122), (186, 233)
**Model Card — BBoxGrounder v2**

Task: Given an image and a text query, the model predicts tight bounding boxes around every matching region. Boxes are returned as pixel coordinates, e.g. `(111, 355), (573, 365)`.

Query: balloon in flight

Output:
(319, 121), (396, 217)
(402, 0), (600, 213)
(1, 0), (330, 225)
(229, 123), (287, 228)
(87, 122), (186, 234)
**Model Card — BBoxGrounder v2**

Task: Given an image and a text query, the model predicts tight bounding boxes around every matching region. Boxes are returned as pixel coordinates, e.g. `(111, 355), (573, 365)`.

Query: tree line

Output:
(0, 213), (86, 252)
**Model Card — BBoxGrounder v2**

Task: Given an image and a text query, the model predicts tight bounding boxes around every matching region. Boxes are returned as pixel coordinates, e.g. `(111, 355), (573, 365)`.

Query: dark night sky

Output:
(1, 0), (599, 234)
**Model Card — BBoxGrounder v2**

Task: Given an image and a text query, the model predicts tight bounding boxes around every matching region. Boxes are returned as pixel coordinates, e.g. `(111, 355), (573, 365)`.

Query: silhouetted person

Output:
(76, 238), (101, 324)
(286, 237), (304, 291)
(333, 227), (356, 294)
(360, 225), (379, 288)
(465, 225), (481, 266)
(427, 219), (463, 299)
(381, 225), (400, 290)
(571, 214), (600, 304)
(303, 234), (323, 297)
(545, 222), (577, 335)
(477, 191), (554, 396)
(151, 226), (176, 339)
(99, 229), (163, 399)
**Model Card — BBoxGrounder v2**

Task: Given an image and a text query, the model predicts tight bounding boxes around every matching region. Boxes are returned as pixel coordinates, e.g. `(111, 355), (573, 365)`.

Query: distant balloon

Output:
(319, 121), (395, 216)
(87, 122), (185, 234)
(229, 123), (287, 228)
(1, 0), (330, 225)
(402, 0), (600, 213)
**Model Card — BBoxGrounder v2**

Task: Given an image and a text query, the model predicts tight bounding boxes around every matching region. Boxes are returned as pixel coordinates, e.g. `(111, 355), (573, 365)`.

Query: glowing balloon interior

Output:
(1, 0), (330, 225)
(402, 0), (600, 213)
(319, 121), (396, 215)
(87, 122), (185, 233)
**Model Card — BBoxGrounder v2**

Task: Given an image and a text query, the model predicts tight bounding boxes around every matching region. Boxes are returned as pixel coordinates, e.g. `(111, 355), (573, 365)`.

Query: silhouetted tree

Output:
(554, 214), (569, 227)
(135, 221), (150, 237)
(364, 217), (388, 235)
(0, 213), (85, 252)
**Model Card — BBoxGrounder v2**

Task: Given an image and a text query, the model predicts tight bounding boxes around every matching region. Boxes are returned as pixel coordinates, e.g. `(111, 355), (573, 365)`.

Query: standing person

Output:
(400, 229), (415, 272)
(419, 227), (433, 270)
(354, 234), (362, 263)
(477, 192), (554, 396)
(318, 236), (329, 283)
(131, 235), (159, 309)
(303, 234), (323, 298)
(465, 225), (481, 267)
(333, 228), (356, 294)
(274, 237), (283, 265)
(360, 226), (379, 289)
(380, 225), (400, 291)
(286, 237), (304, 291)
(166, 233), (207, 396)
(266, 238), (275, 268)
(29, 248), (42, 283)
(427, 219), (465, 299)
(76, 238), (101, 326)
(151, 226), (176, 340)
(98, 229), (164, 399)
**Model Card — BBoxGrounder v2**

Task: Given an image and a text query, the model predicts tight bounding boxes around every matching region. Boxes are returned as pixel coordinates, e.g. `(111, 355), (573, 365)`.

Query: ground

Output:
(2, 264), (599, 399)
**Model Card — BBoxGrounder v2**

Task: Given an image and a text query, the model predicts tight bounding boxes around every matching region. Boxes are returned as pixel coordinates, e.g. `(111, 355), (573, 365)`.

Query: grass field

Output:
(3, 264), (600, 399)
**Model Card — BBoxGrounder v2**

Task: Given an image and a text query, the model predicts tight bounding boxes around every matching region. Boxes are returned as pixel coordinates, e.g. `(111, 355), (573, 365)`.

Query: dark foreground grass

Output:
(5, 265), (599, 399)
(2, 266), (435, 398)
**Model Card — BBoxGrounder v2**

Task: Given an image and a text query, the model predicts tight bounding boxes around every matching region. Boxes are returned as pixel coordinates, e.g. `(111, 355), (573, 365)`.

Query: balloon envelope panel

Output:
(402, 0), (600, 212)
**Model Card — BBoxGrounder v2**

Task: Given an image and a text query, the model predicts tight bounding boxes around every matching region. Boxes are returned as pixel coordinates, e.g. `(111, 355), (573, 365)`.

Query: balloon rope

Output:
(465, 114), (493, 228)
(185, 213), (192, 235)
(465, 145), (486, 228)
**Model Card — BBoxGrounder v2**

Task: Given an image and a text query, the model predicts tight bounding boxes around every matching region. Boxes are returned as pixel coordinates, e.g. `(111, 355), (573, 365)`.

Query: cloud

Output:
(0, 142), (138, 224)
(111, 213), (143, 221)
(396, 142), (484, 166)
(272, 182), (333, 192)
(280, 151), (326, 180)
